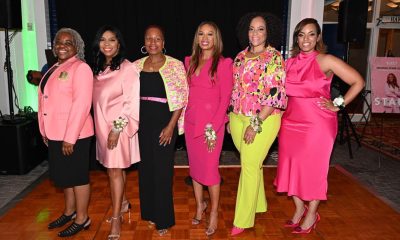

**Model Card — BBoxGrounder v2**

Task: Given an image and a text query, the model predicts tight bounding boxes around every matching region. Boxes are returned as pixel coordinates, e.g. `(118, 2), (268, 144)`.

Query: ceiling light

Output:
(387, 2), (398, 8)
(390, 0), (400, 3)
(331, 6), (339, 11)
(331, 1), (340, 7)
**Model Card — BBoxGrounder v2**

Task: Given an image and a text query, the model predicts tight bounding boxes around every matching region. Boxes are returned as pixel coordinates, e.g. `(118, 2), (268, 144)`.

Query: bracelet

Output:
(112, 117), (128, 133)
(333, 95), (345, 110)
(204, 123), (217, 141)
(249, 114), (263, 134)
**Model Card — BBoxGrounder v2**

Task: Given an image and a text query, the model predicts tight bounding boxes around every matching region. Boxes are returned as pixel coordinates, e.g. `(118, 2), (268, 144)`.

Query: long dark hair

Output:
(387, 73), (399, 88)
(92, 25), (126, 75)
(291, 18), (326, 57)
(187, 21), (223, 84)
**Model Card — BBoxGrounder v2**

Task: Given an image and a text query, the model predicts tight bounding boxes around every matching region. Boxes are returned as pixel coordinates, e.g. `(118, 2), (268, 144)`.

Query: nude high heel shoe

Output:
(192, 200), (208, 225)
(107, 215), (122, 240)
(121, 200), (131, 223)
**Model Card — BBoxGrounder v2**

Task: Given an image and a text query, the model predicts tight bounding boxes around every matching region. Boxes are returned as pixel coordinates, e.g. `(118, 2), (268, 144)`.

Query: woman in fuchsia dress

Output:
(274, 18), (364, 234)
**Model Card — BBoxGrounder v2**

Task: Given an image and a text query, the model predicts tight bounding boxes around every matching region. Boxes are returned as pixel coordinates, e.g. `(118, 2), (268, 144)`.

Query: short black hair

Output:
(236, 11), (282, 50)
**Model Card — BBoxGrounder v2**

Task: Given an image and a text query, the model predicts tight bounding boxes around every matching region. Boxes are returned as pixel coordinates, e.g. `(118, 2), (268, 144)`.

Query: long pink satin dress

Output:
(92, 60), (140, 168)
(184, 57), (233, 186)
(274, 51), (337, 200)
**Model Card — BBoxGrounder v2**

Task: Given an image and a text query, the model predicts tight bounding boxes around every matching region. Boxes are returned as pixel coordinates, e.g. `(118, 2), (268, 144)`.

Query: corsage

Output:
(333, 95), (345, 110)
(205, 123), (217, 142)
(250, 114), (263, 134)
(112, 117), (128, 133)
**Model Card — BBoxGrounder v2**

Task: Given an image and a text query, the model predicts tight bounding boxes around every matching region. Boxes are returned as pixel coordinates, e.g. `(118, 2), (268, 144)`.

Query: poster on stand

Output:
(369, 57), (400, 113)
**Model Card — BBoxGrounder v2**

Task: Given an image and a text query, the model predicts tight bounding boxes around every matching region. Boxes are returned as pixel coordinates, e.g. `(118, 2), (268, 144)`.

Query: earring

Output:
(162, 47), (166, 55)
(141, 46), (147, 54)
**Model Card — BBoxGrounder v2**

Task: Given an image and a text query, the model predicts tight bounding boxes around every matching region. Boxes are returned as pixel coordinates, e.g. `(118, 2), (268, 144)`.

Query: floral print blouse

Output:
(230, 46), (287, 116)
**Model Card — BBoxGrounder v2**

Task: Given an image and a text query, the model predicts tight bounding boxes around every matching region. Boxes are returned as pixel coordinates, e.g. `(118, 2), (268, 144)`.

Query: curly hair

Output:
(92, 25), (126, 75)
(53, 28), (85, 60)
(236, 11), (282, 50)
(187, 21), (223, 84)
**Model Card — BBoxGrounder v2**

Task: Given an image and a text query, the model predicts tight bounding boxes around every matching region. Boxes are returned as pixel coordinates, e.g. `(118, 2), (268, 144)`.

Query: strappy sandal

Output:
(158, 229), (168, 236)
(107, 215), (122, 240)
(192, 200), (208, 225)
(205, 211), (218, 236)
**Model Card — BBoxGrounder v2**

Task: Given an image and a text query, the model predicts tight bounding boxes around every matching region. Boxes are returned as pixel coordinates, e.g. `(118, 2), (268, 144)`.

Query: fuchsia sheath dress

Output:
(274, 51), (338, 200)
(184, 57), (233, 186)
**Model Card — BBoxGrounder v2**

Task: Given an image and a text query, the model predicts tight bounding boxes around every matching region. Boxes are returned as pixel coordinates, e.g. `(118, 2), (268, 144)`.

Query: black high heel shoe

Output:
(58, 217), (91, 237)
(121, 200), (131, 223)
(48, 211), (76, 229)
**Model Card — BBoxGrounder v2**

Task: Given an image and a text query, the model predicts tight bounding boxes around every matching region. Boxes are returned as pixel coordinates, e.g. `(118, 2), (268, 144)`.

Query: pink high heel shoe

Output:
(231, 226), (245, 236)
(284, 205), (308, 228)
(292, 212), (320, 234)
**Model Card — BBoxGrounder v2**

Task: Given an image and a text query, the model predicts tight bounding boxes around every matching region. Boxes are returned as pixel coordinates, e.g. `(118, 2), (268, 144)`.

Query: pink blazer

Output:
(38, 56), (94, 144)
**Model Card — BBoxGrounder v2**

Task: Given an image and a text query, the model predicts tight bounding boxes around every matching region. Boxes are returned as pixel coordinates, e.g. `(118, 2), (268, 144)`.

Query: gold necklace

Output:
(148, 57), (165, 72)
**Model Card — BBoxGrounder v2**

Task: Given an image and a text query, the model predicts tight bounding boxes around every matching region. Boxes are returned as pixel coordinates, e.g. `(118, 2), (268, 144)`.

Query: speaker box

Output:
(0, 0), (22, 29)
(337, 0), (368, 43)
(0, 119), (47, 175)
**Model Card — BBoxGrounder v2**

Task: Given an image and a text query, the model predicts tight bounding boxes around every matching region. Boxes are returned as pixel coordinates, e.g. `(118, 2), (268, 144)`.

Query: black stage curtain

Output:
(55, 0), (284, 64)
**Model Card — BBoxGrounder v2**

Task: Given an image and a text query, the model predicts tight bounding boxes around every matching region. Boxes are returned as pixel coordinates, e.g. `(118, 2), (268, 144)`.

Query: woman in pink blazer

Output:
(92, 25), (140, 240)
(38, 28), (93, 237)
(184, 21), (233, 236)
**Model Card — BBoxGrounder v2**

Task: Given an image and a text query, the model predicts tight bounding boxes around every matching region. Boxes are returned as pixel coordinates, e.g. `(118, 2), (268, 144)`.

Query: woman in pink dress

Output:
(274, 18), (364, 234)
(184, 21), (233, 236)
(92, 25), (140, 240)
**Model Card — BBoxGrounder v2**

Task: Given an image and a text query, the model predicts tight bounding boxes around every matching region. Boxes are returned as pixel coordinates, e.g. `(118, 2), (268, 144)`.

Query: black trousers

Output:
(138, 100), (177, 230)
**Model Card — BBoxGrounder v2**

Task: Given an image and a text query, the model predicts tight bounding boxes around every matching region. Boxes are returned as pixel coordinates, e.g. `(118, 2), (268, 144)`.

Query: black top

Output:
(139, 71), (167, 98)
(40, 65), (58, 93)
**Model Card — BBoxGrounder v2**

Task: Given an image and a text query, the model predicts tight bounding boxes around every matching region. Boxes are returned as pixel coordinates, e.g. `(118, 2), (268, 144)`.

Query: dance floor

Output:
(0, 167), (399, 240)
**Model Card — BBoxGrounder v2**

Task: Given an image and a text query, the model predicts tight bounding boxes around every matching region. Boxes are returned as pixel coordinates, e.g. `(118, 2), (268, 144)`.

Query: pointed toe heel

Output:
(231, 226), (244, 236)
(284, 205), (308, 228)
(292, 213), (320, 234)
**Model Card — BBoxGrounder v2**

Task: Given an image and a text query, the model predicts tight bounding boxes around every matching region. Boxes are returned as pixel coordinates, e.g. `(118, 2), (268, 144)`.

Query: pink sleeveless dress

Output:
(274, 51), (337, 200)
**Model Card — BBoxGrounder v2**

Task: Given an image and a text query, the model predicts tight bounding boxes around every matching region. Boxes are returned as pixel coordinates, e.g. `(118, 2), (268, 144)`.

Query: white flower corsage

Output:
(112, 117), (128, 133)
(250, 114), (263, 134)
(204, 123), (217, 142)
(333, 95), (345, 110)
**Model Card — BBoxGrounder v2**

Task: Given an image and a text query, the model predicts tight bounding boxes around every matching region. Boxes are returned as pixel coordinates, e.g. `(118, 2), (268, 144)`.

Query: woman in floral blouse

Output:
(229, 12), (287, 236)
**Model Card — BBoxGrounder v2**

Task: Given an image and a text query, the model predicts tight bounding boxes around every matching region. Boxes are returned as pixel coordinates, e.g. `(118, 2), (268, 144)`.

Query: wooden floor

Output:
(0, 166), (399, 239)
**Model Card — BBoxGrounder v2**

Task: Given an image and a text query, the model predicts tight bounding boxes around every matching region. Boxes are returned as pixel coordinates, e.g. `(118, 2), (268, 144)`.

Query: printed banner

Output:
(370, 57), (400, 113)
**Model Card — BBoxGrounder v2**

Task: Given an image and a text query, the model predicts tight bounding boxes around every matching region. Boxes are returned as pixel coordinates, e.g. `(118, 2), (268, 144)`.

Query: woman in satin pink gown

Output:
(92, 25), (140, 240)
(184, 21), (233, 236)
(274, 18), (365, 234)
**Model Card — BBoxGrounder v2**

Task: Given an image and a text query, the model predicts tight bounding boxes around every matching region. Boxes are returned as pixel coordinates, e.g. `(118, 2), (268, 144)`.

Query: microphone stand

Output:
(3, 28), (25, 123)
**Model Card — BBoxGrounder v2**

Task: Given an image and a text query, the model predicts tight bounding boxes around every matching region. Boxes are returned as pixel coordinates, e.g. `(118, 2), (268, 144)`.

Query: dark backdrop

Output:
(54, 0), (285, 65)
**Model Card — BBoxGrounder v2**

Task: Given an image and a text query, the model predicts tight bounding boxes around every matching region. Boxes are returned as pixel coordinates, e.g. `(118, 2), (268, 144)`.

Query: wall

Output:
(0, 0), (48, 115)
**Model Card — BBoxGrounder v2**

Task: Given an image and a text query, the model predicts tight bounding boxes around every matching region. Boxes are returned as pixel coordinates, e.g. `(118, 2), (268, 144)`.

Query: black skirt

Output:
(47, 136), (92, 188)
